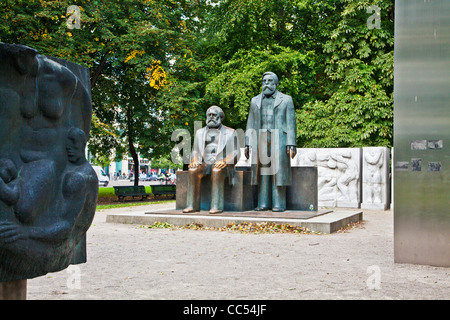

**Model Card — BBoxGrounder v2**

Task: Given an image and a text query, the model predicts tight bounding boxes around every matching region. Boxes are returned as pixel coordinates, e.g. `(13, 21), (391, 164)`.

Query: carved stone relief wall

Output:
(236, 146), (392, 210)
(361, 147), (390, 210)
(292, 148), (362, 208)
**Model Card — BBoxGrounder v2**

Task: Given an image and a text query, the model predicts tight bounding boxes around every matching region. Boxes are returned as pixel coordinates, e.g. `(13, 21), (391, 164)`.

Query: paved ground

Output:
(27, 202), (449, 300)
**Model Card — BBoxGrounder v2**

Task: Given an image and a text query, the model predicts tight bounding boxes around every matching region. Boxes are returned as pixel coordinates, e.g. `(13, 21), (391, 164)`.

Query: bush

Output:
(97, 186), (154, 199)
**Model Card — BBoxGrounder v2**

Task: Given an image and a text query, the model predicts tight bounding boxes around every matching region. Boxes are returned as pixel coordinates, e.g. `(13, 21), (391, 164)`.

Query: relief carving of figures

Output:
(331, 150), (359, 203)
(316, 151), (338, 203)
(364, 148), (383, 203)
(0, 43), (97, 282)
(361, 147), (390, 210)
(293, 148), (361, 208)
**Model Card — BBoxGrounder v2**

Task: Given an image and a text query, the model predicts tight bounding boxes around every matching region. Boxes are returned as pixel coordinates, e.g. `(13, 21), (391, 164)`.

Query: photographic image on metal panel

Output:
(411, 158), (422, 171)
(411, 140), (427, 150)
(395, 161), (409, 171)
(428, 162), (442, 172)
(427, 140), (443, 150)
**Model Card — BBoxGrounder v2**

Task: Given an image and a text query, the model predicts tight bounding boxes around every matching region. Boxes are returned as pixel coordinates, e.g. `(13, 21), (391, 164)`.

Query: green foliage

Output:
(97, 186), (153, 199)
(297, 0), (394, 147)
(202, 0), (393, 147)
(151, 156), (182, 170)
(91, 153), (111, 168)
(205, 47), (317, 130)
(0, 0), (206, 166)
(0, 0), (395, 157)
(98, 187), (115, 198)
(97, 199), (176, 210)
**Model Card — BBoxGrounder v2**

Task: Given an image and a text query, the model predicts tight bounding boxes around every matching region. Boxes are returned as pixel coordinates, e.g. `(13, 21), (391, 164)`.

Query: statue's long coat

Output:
(245, 90), (297, 186)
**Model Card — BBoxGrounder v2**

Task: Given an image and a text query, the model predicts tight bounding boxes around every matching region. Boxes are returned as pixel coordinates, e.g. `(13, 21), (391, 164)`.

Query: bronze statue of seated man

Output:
(183, 106), (240, 214)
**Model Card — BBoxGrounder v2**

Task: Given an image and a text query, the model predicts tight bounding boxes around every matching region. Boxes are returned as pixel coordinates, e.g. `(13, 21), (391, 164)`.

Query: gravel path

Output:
(27, 202), (450, 300)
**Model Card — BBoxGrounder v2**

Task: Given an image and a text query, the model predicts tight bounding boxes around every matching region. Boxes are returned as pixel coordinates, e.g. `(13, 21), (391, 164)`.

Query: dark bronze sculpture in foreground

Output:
(0, 43), (98, 282)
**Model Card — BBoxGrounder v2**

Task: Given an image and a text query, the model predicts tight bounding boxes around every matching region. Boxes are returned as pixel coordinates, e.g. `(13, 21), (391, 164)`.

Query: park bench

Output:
(151, 184), (176, 199)
(114, 186), (151, 202)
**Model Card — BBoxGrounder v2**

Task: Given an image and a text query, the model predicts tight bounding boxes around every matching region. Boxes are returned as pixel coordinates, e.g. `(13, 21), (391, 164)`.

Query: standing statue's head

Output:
(206, 106), (224, 129)
(262, 72), (279, 97)
(66, 127), (87, 165)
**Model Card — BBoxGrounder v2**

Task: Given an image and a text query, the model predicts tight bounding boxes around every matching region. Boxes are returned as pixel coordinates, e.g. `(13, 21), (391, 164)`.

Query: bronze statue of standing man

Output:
(245, 72), (297, 212)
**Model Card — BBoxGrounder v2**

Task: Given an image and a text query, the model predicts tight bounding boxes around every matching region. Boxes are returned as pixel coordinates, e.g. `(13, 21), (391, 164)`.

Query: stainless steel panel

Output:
(394, 0), (450, 267)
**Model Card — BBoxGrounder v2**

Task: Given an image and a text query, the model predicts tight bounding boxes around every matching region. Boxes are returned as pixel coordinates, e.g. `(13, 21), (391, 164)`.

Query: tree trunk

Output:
(90, 49), (110, 89)
(127, 108), (140, 187)
(128, 134), (139, 187)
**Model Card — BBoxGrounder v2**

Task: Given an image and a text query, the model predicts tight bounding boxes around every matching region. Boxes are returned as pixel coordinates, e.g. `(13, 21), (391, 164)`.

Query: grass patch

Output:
(98, 187), (116, 197)
(98, 186), (154, 197)
(97, 200), (175, 211)
(97, 186), (157, 206)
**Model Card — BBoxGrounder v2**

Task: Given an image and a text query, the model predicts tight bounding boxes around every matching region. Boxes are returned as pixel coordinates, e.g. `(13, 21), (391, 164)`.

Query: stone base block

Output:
(287, 167), (318, 211)
(106, 210), (363, 234)
(361, 202), (390, 210)
(176, 170), (255, 212)
(337, 201), (360, 209)
(176, 167), (318, 212)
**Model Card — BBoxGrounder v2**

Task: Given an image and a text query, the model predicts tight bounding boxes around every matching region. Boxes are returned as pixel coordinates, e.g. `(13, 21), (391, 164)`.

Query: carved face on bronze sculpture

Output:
(67, 127), (87, 165)
(0, 43), (98, 282)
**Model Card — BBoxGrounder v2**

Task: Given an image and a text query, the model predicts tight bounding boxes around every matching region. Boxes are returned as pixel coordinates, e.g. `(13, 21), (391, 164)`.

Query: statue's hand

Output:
(0, 221), (28, 244)
(244, 146), (250, 159)
(287, 146), (297, 159)
(214, 161), (227, 169)
(188, 161), (202, 169)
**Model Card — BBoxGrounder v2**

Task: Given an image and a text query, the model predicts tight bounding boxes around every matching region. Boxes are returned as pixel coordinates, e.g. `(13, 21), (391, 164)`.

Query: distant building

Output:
(109, 156), (151, 178)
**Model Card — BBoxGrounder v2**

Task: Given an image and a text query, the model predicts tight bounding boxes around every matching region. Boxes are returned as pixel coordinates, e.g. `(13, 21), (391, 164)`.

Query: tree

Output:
(1, 0), (395, 176)
(0, 0), (207, 185)
(201, 0), (394, 147)
(298, 0), (394, 147)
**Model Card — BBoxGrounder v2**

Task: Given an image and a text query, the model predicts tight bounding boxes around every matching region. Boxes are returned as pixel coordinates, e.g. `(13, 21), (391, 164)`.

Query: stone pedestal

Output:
(0, 280), (27, 300)
(176, 170), (256, 212)
(176, 167), (318, 212)
(286, 167), (318, 211)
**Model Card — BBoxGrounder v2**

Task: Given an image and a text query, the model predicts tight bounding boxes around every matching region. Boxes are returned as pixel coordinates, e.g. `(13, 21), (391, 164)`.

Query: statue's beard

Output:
(263, 86), (275, 96)
(207, 120), (219, 128)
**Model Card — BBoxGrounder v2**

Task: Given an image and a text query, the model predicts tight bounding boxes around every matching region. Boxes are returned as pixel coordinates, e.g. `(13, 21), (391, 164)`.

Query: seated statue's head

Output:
(206, 106), (224, 129)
